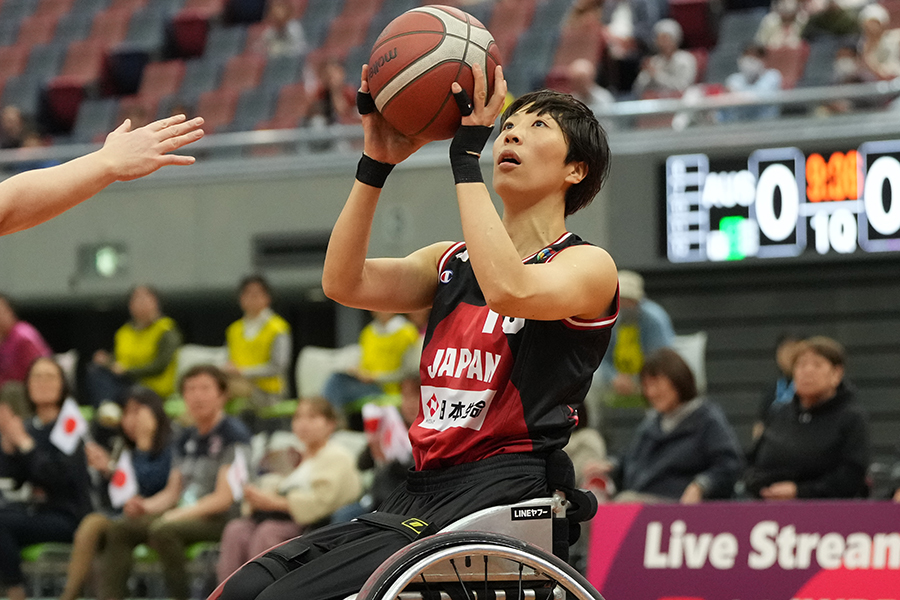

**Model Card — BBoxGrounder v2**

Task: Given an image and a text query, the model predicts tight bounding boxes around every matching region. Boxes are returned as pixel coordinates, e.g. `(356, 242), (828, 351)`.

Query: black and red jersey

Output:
(411, 232), (618, 470)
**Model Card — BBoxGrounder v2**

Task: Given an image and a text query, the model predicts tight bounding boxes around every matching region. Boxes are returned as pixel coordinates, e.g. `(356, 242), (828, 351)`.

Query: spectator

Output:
(756, 0), (809, 50)
(802, 0), (862, 39)
(717, 44), (784, 123)
(753, 333), (801, 439)
(255, 0), (307, 58)
(322, 312), (420, 421)
(632, 19), (697, 97)
(612, 348), (743, 503)
(225, 275), (292, 407)
(0, 293), (53, 417)
(59, 386), (172, 600)
(0, 106), (27, 150)
(567, 58), (616, 118)
(599, 0), (666, 92)
(86, 285), (182, 407)
(0, 357), (93, 600)
(98, 365), (251, 600)
(596, 270), (675, 408)
(216, 397), (362, 583)
(816, 44), (869, 115)
(331, 370), (419, 523)
(858, 3), (900, 81)
(311, 60), (359, 126)
(742, 336), (870, 499)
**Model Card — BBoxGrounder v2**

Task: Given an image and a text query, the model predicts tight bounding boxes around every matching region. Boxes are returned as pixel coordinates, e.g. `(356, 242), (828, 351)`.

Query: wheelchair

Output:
(352, 488), (606, 600)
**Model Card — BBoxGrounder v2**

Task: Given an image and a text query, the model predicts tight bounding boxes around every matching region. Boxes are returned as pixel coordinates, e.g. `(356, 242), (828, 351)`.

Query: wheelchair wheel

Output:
(356, 532), (605, 600)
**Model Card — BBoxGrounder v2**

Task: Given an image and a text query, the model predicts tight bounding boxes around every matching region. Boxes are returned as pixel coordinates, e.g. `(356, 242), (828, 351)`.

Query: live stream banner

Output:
(587, 502), (900, 600)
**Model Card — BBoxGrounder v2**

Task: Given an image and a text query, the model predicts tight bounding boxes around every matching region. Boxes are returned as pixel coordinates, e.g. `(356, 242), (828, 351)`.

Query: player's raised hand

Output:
(98, 114), (205, 182)
(358, 64), (428, 165)
(453, 63), (507, 128)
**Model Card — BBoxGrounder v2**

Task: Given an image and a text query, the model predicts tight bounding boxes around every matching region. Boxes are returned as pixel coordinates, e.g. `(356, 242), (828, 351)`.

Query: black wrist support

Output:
(449, 125), (493, 184)
(356, 154), (395, 188)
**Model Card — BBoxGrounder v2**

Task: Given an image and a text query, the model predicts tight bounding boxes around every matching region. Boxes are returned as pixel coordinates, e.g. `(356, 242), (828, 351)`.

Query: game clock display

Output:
(664, 140), (900, 263)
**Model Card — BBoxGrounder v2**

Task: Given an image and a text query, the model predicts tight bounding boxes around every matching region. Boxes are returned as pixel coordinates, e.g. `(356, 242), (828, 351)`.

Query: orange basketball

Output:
(366, 5), (502, 141)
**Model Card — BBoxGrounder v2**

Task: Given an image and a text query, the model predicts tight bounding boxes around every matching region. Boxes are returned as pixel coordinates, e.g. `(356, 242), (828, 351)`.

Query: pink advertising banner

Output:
(587, 502), (900, 600)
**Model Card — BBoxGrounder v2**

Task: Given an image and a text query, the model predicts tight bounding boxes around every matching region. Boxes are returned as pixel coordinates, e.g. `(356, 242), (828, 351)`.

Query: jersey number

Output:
(482, 309), (525, 335)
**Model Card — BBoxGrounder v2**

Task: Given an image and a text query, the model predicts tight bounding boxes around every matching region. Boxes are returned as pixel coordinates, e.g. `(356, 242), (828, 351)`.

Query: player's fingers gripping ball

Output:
(366, 5), (502, 141)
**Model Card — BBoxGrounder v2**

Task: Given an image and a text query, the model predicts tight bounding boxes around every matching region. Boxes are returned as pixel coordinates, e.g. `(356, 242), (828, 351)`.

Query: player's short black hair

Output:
(500, 89), (610, 217)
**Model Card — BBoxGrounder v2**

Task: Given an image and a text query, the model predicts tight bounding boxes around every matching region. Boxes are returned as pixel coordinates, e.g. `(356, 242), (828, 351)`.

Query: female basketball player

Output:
(216, 63), (618, 600)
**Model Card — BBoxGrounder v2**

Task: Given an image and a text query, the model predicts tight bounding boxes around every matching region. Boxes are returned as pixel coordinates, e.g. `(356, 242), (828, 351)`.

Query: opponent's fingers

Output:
(158, 117), (205, 140)
(163, 127), (205, 151)
(111, 118), (132, 135)
(149, 113), (188, 132)
(158, 154), (197, 167)
(452, 85), (473, 117)
(359, 64), (369, 93)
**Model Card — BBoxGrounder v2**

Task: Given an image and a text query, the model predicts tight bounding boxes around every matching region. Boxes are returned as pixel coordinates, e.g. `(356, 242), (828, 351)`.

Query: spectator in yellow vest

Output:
(225, 275), (292, 406)
(87, 286), (182, 407)
(322, 312), (419, 423)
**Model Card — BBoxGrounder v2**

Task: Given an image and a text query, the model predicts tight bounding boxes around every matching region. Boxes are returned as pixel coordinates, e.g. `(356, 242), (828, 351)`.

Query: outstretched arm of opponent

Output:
(323, 65), (449, 313)
(0, 114), (204, 236)
(452, 65), (617, 322)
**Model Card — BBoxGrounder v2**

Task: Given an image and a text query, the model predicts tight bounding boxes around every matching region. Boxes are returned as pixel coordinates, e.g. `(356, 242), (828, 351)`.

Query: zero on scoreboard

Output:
(665, 141), (900, 263)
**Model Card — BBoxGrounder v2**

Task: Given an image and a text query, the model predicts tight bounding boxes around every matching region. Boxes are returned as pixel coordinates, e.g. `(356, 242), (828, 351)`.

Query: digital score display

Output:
(665, 141), (900, 263)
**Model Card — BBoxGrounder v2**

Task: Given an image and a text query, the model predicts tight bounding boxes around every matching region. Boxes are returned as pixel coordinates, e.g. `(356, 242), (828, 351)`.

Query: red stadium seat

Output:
(883, 0), (900, 28)
(488, 0), (536, 43)
(109, 0), (147, 10)
(257, 82), (310, 129)
(137, 60), (187, 99)
(668, 0), (718, 49)
(243, 22), (267, 54)
(765, 41), (809, 89)
(307, 10), (380, 68)
(88, 7), (135, 47)
(58, 39), (105, 82)
(16, 14), (59, 46)
(35, 0), (74, 18)
(0, 45), (30, 82)
(116, 94), (159, 126)
(43, 76), (87, 131)
(220, 53), (266, 92)
(552, 19), (605, 70)
(170, 8), (214, 58)
(183, 0), (226, 12)
(195, 87), (239, 132)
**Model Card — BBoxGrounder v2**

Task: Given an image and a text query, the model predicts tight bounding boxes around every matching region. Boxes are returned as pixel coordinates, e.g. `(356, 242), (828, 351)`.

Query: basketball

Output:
(366, 5), (502, 141)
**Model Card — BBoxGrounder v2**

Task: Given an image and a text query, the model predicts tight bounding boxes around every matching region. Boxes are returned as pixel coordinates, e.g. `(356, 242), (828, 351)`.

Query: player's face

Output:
(492, 109), (584, 205)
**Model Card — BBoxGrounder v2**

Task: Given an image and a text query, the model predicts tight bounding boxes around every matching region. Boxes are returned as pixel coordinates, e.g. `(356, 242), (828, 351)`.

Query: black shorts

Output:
(219, 453), (549, 600)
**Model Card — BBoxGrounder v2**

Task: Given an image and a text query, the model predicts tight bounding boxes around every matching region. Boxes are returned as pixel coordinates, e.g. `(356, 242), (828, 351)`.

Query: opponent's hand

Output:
(453, 63), (507, 128)
(98, 114), (205, 182)
(358, 65), (428, 165)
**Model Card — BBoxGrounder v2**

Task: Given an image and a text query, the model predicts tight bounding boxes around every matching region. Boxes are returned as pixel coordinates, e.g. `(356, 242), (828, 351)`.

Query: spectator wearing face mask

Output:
(717, 44), (783, 123)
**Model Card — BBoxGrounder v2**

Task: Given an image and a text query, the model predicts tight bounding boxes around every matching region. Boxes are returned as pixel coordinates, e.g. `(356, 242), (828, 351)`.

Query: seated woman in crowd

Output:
(857, 3), (900, 81)
(59, 386), (172, 600)
(0, 357), (92, 600)
(87, 285), (182, 407)
(612, 348), (743, 503)
(632, 19), (698, 98)
(742, 336), (870, 499)
(216, 397), (362, 583)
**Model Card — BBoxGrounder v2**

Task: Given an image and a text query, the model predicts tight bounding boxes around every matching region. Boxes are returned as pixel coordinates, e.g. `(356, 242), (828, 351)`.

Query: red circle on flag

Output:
(111, 470), (126, 487)
(64, 418), (77, 433)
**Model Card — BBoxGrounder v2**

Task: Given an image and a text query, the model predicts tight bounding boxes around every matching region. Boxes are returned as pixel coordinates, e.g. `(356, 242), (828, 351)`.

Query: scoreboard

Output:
(665, 140), (900, 263)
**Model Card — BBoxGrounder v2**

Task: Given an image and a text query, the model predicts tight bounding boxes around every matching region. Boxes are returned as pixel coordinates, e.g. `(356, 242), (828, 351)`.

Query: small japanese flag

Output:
(226, 447), (249, 502)
(49, 398), (88, 455)
(362, 404), (412, 463)
(108, 449), (139, 508)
